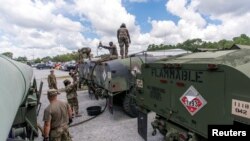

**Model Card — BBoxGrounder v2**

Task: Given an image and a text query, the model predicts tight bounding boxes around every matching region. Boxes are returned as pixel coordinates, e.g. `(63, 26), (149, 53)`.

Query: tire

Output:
(123, 95), (138, 118)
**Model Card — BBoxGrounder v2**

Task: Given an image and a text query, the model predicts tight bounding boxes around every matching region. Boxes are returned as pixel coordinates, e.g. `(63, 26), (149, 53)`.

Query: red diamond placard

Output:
(180, 85), (207, 116)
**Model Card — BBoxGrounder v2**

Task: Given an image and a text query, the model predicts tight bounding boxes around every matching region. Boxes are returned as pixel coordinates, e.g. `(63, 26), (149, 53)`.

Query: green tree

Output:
(41, 56), (52, 62)
(233, 34), (250, 45)
(34, 58), (41, 63)
(16, 56), (27, 62)
(1, 52), (13, 59)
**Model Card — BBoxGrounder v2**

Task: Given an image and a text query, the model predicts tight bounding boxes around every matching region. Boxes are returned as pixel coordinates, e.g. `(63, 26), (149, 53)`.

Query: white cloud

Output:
(74, 0), (145, 54)
(166, 0), (206, 28)
(0, 0), (250, 60)
(150, 20), (178, 37)
(0, 0), (89, 59)
(197, 0), (250, 17)
(75, 0), (138, 37)
(148, 0), (250, 44)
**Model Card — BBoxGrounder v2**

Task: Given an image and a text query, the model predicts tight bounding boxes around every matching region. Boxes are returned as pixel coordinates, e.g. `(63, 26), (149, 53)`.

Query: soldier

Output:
(63, 79), (81, 117)
(78, 47), (91, 63)
(98, 41), (118, 59)
(43, 89), (72, 141)
(69, 70), (78, 83)
(48, 69), (58, 89)
(117, 23), (131, 58)
(69, 70), (78, 89)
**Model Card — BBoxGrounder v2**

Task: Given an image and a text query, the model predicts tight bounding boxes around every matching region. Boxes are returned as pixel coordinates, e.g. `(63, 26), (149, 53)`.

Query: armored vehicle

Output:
(136, 49), (250, 140)
(0, 55), (43, 141)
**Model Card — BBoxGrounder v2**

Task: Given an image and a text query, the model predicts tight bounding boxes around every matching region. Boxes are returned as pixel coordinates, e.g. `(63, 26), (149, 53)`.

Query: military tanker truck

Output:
(0, 55), (43, 141)
(85, 52), (177, 117)
(136, 48), (250, 140)
(78, 58), (100, 98)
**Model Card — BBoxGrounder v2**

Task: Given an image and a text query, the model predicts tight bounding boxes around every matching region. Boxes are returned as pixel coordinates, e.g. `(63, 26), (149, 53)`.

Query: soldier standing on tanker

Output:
(98, 41), (118, 59)
(43, 89), (73, 141)
(117, 23), (131, 58)
(48, 70), (57, 89)
(63, 79), (81, 117)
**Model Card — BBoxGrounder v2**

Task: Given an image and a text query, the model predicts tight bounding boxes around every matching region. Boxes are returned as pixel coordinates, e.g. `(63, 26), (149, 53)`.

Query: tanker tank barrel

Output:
(0, 55), (36, 141)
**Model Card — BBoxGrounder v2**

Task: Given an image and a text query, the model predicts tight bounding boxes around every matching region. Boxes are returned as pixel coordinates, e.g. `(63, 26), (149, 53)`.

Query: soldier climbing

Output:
(78, 47), (91, 63)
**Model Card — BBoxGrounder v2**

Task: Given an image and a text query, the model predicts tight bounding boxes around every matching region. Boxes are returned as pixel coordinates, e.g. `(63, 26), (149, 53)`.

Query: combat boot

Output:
(75, 112), (82, 117)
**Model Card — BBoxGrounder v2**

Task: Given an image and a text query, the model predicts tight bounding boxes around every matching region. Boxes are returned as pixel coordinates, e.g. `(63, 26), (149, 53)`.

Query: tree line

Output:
(147, 34), (250, 51)
(1, 51), (79, 63)
(2, 34), (250, 63)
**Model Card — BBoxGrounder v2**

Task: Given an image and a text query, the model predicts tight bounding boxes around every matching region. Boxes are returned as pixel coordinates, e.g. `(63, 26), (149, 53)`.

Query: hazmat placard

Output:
(180, 85), (207, 116)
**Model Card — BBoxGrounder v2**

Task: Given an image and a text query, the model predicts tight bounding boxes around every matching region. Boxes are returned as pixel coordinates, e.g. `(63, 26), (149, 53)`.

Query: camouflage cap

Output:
(47, 89), (59, 96)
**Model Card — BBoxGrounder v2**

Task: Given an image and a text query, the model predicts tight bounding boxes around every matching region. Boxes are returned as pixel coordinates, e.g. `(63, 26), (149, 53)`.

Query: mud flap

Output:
(138, 111), (148, 141)
(108, 96), (113, 114)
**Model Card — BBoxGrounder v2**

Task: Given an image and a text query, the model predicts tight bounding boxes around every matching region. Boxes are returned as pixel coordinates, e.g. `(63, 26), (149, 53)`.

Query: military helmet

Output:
(121, 23), (126, 28)
(109, 41), (113, 46)
(63, 79), (71, 86)
(47, 89), (59, 96)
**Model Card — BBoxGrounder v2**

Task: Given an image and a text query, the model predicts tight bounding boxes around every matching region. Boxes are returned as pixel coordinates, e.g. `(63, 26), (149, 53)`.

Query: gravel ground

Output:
(34, 69), (164, 141)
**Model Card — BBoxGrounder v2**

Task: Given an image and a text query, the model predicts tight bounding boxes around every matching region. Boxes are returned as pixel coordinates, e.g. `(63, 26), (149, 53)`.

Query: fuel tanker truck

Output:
(0, 55), (43, 141)
(83, 53), (171, 117)
(78, 58), (100, 98)
(136, 48), (250, 140)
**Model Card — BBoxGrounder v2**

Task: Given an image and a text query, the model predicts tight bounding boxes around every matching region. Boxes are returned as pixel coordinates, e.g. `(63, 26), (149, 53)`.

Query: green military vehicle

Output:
(136, 48), (250, 140)
(78, 49), (188, 117)
(78, 58), (100, 98)
(0, 55), (43, 141)
(88, 54), (163, 117)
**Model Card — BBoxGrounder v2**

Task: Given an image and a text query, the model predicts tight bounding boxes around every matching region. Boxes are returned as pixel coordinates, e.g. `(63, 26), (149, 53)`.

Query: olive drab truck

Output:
(78, 58), (100, 98)
(0, 55), (43, 141)
(136, 48), (250, 141)
(88, 54), (163, 117)
(78, 49), (188, 117)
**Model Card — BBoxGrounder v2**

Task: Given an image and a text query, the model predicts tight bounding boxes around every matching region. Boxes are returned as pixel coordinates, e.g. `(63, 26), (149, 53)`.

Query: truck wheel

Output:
(123, 95), (138, 118)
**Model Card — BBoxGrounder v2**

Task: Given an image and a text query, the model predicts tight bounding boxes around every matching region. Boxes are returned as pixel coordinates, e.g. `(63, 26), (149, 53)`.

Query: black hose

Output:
(69, 98), (108, 128)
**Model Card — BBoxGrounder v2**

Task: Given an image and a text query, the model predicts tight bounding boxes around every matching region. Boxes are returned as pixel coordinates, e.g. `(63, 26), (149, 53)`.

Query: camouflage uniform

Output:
(65, 82), (79, 115)
(48, 74), (57, 89)
(69, 71), (78, 83)
(117, 23), (130, 58)
(98, 42), (118, 60)
(43, 89), (72, 141)
(78, 47), (91, 63)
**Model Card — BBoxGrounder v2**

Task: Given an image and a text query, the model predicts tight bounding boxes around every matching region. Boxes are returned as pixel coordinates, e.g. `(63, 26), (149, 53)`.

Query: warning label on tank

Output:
(180, 85), (207, 116)
(232, 99), (250, 119)
(103, 71), (107, 80)
(131, 66), (141, 76)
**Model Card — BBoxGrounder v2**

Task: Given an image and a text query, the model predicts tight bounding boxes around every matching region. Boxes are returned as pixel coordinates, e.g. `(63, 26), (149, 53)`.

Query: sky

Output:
(0, 0), (250, 59)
